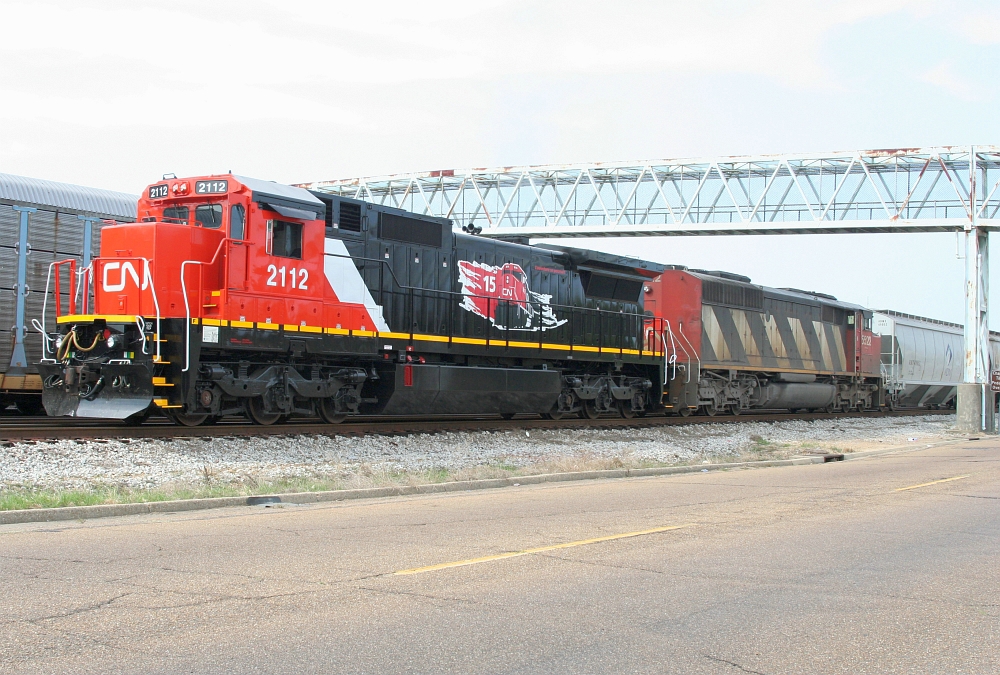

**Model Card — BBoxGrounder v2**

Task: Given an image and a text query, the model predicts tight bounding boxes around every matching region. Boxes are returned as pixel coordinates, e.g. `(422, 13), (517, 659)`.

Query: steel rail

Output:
(0, 409), (952, 442)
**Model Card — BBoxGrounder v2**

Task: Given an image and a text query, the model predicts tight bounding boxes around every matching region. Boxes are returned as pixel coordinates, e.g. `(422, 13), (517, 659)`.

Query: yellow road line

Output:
(895, 475), (970, 492)
(393, 524), (694, 576)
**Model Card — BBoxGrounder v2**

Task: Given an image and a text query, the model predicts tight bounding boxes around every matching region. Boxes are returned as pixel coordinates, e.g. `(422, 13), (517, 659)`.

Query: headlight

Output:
(107, 335), (117, 349)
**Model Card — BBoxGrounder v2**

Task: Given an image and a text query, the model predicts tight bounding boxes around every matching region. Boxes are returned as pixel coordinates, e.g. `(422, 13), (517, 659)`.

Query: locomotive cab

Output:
(37, 175), (330, 421)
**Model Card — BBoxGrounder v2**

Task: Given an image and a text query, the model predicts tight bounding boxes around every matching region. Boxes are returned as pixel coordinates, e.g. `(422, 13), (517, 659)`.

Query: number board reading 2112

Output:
(196, 180), (228, 194)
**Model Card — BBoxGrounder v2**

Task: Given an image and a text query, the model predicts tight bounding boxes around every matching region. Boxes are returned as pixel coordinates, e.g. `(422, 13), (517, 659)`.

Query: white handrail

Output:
(180, 239), (230, 372)
(180, 260), (196, 372)
(139, 257), (162, 364)
(659, 331), (677, 384)
(676, 320), (700, 384)
(663, 320), (695, 384)
(35, 261), (59, 358)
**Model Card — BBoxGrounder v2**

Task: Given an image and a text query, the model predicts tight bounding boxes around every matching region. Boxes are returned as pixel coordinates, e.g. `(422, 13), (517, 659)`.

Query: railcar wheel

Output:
(541, 410), (565, 420)
(245, 397), (282, 426)
(167, 411), (210, 427)
(317, 398), (348, 424)
(701, 405), (718, 417)
(500, 412), (516, 420)
(581, 400), (601, 419)
(619, 402), (636, 419)
(728, 404), (741, 416)
(678, 406), (693, 417)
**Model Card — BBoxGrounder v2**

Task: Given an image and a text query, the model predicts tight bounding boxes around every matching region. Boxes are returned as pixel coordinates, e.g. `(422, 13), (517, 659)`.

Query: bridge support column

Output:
(958, 146), (995, 433)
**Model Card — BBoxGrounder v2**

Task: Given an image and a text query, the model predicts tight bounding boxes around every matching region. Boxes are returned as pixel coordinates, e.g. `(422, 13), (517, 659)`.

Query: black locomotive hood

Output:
(534, 244), (665, 278)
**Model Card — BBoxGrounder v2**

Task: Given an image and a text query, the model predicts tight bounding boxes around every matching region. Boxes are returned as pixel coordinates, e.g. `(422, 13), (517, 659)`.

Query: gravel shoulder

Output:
(0, 415), (959, 505)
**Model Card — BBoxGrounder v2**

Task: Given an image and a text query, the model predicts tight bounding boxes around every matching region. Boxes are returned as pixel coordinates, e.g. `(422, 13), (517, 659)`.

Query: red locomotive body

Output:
(644, 267), (882, 415)
(38, 175), (668, 424)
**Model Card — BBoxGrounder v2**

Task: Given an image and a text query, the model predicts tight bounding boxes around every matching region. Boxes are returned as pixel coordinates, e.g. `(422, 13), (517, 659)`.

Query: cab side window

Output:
(267, 220), (302, 259)
(230, 205), (245, 240)
(195, 204), (223, 229)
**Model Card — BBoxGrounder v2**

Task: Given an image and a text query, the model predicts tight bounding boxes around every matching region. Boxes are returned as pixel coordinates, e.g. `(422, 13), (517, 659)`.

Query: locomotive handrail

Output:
(675, 321), (700, 384)
(140, 258), (163, 364)
(36, 259), (77, 358)
(662, 320), (694, 384)
(181, 238), (230, 372)
(69, 262), (93, 317)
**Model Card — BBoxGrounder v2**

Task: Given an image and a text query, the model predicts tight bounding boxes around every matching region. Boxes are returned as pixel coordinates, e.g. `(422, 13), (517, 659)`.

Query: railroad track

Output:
(0, 408), (953, 442)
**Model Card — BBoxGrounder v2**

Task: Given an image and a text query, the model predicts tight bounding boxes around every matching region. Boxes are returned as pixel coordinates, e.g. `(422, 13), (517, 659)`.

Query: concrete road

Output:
(2, 440), (998, 674)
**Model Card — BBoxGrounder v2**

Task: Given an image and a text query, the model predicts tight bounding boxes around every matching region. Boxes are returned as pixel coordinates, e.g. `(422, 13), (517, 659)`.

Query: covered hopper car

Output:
(873, 310), (1000, 409)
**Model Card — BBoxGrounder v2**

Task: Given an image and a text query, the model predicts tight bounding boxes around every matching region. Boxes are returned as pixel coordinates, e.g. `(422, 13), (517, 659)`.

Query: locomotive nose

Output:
(38, 362), (154, 419)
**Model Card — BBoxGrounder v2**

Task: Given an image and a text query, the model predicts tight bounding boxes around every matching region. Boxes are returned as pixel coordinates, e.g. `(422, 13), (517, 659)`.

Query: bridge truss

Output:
(301, 146), (1000, 431)
(303, 146), (1000, 237)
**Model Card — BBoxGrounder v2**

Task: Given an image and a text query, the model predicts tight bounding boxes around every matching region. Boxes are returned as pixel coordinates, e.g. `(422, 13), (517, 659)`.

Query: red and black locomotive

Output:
(38, 175), (667, 424)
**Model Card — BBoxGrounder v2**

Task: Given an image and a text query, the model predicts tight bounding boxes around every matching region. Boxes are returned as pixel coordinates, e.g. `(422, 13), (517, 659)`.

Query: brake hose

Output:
(56, 330), (103, 361)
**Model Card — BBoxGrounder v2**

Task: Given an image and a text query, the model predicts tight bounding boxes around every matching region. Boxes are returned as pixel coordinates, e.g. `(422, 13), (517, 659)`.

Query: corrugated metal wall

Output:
(0, 173), (137, 378)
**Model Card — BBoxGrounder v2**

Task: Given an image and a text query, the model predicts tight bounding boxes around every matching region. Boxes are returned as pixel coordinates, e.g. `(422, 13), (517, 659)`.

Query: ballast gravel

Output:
(0, 415), (955, 490)
(0, 415), (959, 492)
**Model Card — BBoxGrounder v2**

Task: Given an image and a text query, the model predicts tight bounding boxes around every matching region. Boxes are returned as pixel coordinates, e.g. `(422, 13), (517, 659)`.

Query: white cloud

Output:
(921, 61), (980, 101)
(0, 0), (927, 131)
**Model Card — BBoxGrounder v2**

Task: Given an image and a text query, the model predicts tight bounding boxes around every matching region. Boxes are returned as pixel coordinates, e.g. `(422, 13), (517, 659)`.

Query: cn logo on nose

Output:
(102, 261), (149, 292)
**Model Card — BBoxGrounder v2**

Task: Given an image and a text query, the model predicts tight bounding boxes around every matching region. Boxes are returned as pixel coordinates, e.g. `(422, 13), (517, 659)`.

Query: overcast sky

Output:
(1, 0), (998, 325)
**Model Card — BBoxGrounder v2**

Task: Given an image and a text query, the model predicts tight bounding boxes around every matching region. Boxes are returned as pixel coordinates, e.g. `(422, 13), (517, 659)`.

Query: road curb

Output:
(1, 439), (967, 526)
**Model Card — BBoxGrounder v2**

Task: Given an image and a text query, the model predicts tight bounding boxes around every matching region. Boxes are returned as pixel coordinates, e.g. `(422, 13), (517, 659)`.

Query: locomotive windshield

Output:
(162, 206), (188, 224)
(195, 204), (223, 229)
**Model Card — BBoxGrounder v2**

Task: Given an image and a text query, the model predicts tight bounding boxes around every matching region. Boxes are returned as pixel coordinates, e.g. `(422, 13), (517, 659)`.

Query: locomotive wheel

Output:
(317, 398), (348, 424)
(541, 410), (566, 420)
(701, 405), (718, 417)
(677, 406), (692, 417)
(245, 397), (282, 426)
(728, 404), (741, 416)
(167, 411), (210, 427)
(619, 402), (636, 419)
(581, 400), (601, 419)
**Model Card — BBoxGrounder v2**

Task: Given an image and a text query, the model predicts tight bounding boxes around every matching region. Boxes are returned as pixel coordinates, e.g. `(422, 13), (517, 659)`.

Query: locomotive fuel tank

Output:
(756, 375), (837, 410)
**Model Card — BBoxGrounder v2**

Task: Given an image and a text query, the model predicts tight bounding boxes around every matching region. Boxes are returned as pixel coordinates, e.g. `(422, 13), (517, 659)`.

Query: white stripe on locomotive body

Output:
(323, 237), (390, 333)
(816, 320), (834, 371)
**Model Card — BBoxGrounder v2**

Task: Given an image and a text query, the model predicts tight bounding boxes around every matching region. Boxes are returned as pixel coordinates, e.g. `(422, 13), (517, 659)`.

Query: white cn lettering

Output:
(102, 261), (147, 292)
